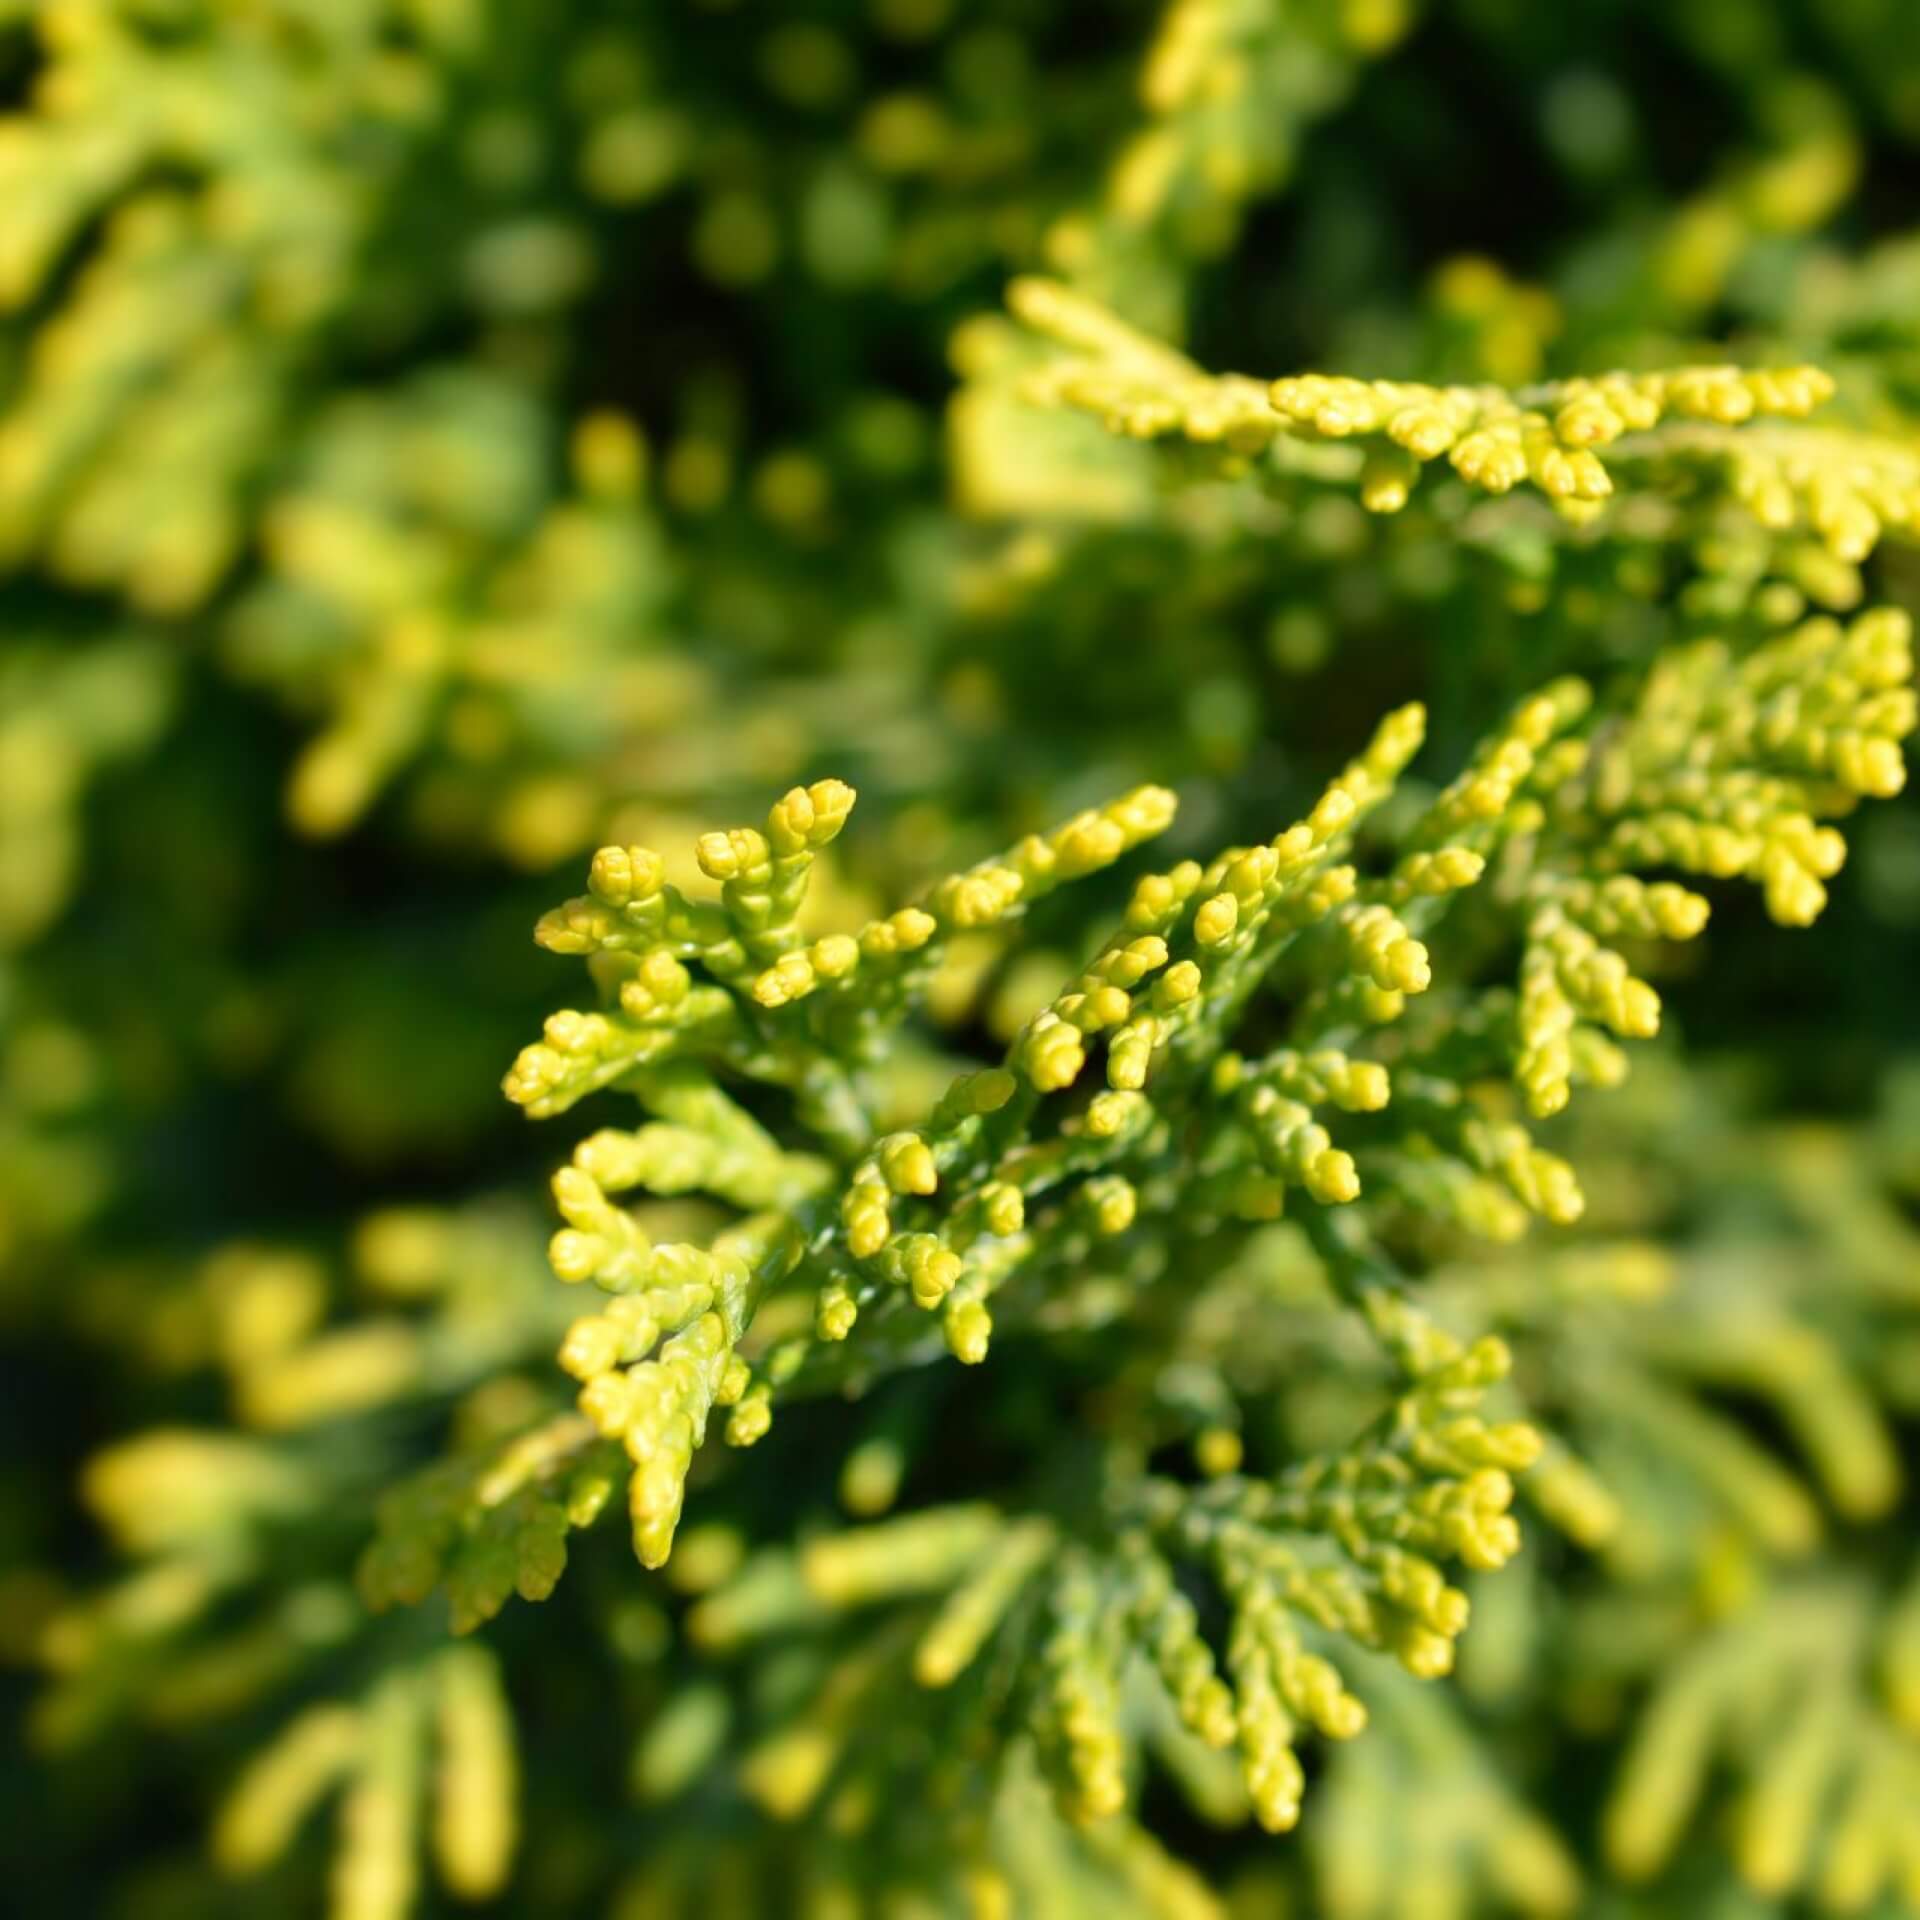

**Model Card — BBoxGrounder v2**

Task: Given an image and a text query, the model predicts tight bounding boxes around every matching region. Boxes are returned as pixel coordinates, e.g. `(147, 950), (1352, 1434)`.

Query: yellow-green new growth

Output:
(987, 278), (1920, 554)
(478, 597), (1917, 1852)
(502, 615), (1909, 1579)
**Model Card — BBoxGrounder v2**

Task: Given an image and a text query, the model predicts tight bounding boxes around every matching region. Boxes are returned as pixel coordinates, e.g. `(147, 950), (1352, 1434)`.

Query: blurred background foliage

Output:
(2, 0), (1919, 1916)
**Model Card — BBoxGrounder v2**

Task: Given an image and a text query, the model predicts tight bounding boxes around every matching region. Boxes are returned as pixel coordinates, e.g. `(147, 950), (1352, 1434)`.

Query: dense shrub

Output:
(5, 4), (1920, 1917)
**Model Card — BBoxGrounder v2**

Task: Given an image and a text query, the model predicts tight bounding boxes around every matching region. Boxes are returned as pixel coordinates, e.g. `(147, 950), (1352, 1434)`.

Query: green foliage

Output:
(5, 3), (1920, 1919)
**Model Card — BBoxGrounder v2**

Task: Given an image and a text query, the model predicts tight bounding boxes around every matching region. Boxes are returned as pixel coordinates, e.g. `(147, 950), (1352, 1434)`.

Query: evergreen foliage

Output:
(5, 3), (1920, 1917)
